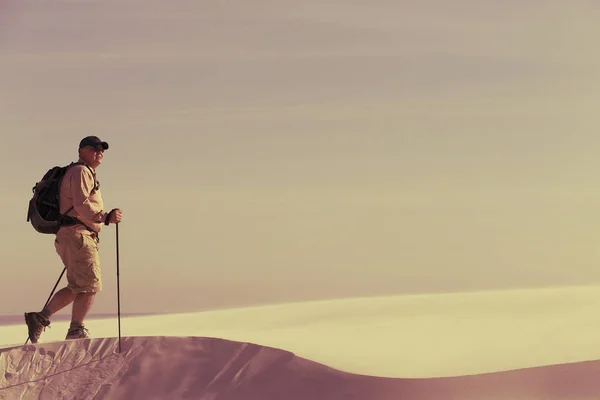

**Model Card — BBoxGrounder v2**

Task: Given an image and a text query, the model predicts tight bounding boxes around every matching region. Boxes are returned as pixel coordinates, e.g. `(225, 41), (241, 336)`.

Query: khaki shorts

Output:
(55, 227), (102, 293)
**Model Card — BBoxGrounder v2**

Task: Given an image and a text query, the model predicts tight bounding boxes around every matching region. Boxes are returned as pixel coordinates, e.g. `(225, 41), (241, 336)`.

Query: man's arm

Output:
(70, 166), (108, 224)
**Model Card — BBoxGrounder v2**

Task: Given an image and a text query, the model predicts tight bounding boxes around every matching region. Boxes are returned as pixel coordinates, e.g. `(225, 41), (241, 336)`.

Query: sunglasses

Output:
(86, 145), (104, 153)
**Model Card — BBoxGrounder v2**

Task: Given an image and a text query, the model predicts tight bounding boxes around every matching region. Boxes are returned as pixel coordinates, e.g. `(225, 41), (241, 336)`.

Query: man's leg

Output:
(66, 292), (96, 339)
(39, 229), (75, 321)
(24, 232), (74, 344)
(42, 287), (76, 319)
(66, 231), (102, 340)
(72, 292), (95, 325)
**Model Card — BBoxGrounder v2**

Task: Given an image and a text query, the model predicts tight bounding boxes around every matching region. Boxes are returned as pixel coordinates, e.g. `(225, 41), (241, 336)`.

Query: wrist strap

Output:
(104, 209), (114, 226)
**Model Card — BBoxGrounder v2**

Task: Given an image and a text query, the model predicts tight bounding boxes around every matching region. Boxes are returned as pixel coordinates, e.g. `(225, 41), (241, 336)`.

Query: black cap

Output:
(79, 135), (109, 150)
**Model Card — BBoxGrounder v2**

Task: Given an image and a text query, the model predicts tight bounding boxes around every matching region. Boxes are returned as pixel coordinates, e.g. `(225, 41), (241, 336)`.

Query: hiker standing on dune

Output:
(25, 136), (123, 343)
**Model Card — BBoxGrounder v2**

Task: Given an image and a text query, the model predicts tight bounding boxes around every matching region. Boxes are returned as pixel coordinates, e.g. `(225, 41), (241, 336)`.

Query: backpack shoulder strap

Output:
(66, 162), (98, 193)
(57, 162), (99, 233)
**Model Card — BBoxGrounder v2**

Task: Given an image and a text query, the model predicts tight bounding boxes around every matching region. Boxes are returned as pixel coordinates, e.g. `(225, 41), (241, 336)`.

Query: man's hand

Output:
(106, 208), (123, 225)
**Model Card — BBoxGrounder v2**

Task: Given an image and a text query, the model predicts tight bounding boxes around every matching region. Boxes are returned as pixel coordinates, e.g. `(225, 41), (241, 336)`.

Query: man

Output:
(25, 136), (123, 343)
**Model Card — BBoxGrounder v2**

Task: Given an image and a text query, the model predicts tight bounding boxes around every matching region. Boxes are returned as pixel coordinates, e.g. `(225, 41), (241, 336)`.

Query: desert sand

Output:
(3, 0), (600, 398)
(1, 285), (600, 399)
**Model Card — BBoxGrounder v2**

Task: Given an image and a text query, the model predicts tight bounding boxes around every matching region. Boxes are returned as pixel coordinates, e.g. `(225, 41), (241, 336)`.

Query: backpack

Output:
(26, 161), (94, 234)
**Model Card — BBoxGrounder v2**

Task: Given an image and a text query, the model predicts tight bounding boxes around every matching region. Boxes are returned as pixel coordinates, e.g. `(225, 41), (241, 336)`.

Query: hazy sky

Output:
(1, 0), (600, 316)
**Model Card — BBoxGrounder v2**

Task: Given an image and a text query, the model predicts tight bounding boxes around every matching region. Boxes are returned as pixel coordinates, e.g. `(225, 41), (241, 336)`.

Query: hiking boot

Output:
(24, 312), (51, 344)
(65, 325), (90, 340)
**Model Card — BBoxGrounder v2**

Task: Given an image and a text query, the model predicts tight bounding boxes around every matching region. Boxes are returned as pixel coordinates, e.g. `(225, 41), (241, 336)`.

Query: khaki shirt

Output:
(59, 162), (107, 233)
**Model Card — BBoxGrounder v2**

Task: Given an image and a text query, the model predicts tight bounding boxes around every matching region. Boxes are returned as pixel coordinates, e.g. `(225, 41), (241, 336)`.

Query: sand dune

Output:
(1, 286), (600, 399)
(1, 336), (599, 400)
(2, 336), (361, 400)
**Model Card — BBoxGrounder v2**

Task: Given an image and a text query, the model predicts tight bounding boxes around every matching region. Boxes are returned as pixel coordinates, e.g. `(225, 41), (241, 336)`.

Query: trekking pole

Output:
(116, 222), (122, 353)
(24, 267), (66, 346)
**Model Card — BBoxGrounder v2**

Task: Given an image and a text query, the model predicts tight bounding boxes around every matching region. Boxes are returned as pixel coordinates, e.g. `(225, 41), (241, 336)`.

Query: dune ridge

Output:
(0, 336), (373, 400)
(1, 336), (600, 400)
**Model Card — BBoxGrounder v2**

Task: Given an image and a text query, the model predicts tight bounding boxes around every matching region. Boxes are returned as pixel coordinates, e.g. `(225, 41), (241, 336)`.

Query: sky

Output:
(1, 0), (600, 316)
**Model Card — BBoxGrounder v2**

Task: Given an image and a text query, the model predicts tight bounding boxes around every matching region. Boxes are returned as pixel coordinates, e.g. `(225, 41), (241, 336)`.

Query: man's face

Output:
(81, 145), (104, 168)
